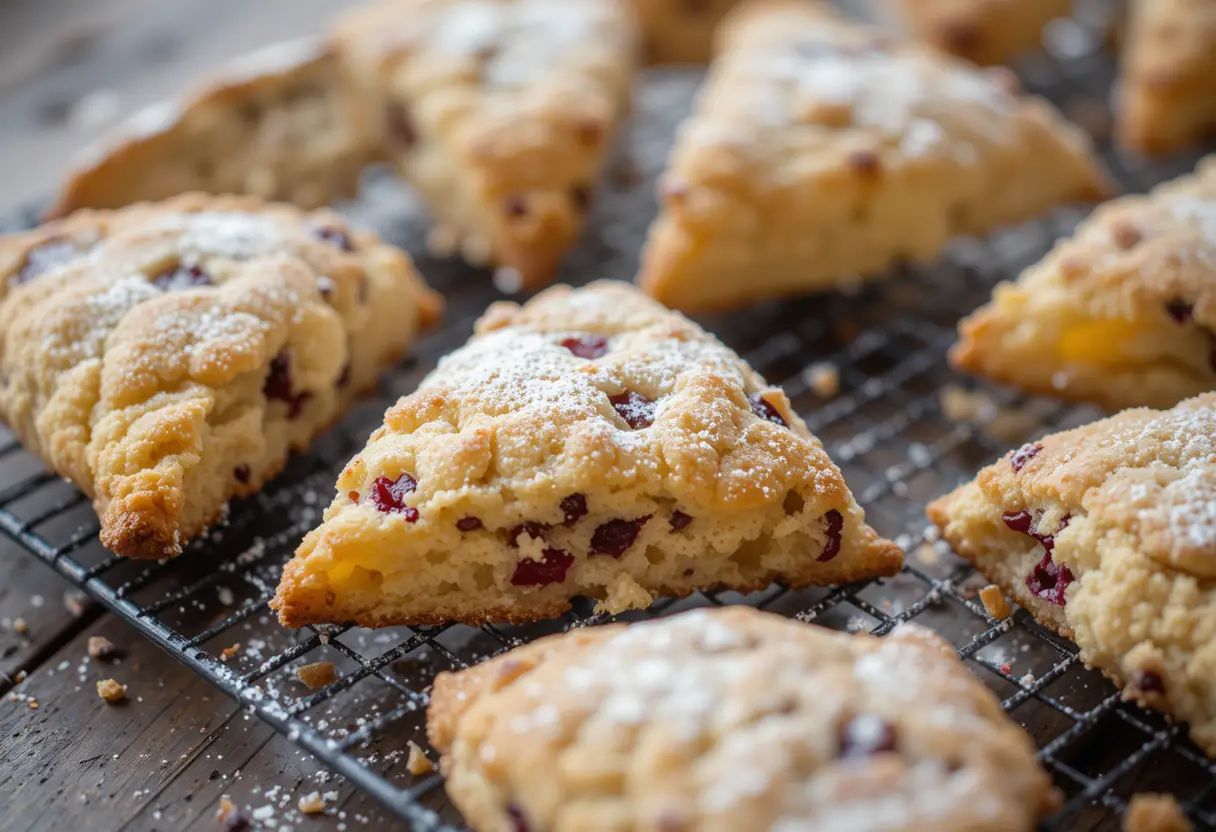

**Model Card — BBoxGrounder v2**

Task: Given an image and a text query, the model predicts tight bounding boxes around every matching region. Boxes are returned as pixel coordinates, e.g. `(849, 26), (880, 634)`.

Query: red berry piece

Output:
(263, 352), (313, 419)
(590, 516), (650, 558)
(510, 548), (574, 587)
(560, 336), (608, 359)
(503, 195), (528, 218)
(14, 238), (79, 285)
(370, 473), (419, 522)
(233, 464), (251, 484)
(1134, 670), (1165, 693)
(387, 103), (416, 148)
(609, 391), (655, 429)
(456, 516), (483, 532)
(311, 224), (354, 252)
(506, 803), (532, 832)
(670, 511), (693, 531)
(1026, 551), (1073, 605)
(1166, 299), (1194, 324)
(1001, 511), (1034, 536)
(749, 393), (788, 427)
(153, 263), (213, 291)
(561, 494), (588, 526)
(1010, 442), (1042, 473)
(838, 715), (898, 758)
(509, 522), (551, 547)
(816, 509), (844, 562)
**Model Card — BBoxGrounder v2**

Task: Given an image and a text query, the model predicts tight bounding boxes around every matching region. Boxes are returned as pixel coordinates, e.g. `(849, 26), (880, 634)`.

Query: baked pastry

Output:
(48, 37), (374, 219)
(333, 0), (638, 288)
(0, 194), (440, 559)
(878, 0), (1071, 66)
(629, 0), (740, 64)
(952, 157), (1216, 412)
(1117, 0), (1216, 155)
(1123, 794), (1194, 832)
(427, 606), (1059, 832)
(637, 0), (1110, 312)
(272, 281), (900, 627)
(928, 393), (1216, 757)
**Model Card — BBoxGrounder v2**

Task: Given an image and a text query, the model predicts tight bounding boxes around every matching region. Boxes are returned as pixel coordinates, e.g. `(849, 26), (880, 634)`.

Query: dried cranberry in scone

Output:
(0, 193), (439, 560)
(273, 282), (899, 629)
(427, 609), (1056, 832)
(930, 392), (1216, 758)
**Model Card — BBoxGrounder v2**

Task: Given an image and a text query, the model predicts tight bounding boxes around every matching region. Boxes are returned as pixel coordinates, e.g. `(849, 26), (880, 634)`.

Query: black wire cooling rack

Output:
(3, 26), (1215, 832)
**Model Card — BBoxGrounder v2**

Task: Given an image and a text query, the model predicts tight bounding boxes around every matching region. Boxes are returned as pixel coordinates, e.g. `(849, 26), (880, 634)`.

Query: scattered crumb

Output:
(220, 643), (242, 662)
(939, 384), (997, 423)
(804, 361), (840, 398)
(915, 542), (941, 567)
(218, 796), (251, 830)
(298, 791), (328, 815)
(425, 225), (460, 258)
(999, 663), (1012, 675)
(88, 636), (119, 661)
(63, 590), (89, 618)
(13, 617), (28, 635)
(492, 266), (524, 295)
(14, 670), (27, 683)
(1019, 672), (1036, 688)
(922, 524), (941, 543)
(979, 585), (1013, 620)
(28, 700), (38, 709)
(1123, 793), (1193, 832)
(297, 662), (336, 690)
(97, 679), (126, 703)
(459, 233), (493, 268)
(407, 741), (434, 775)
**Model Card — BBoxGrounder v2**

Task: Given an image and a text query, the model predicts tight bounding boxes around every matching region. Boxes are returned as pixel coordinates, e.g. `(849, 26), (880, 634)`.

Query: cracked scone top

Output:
(427, 607), (1058, 832)
(881, 0), (1070, 66)
(272, 281), (901, 627)
(928, 393), (1216, 756)
(49, 37), (375, 217)
(333, 0), (638, 288)
(0, 194), (440, 559)
(952, 156), (1216, 412)
(637, 0), (1109, 312)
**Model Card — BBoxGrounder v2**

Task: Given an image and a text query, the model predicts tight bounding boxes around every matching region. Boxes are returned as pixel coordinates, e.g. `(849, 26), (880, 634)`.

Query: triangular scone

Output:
(428, 609), (1057, 832)
(928, 394), (1216, 756)
(880, 0), (1070, 66)
(273, 282), (900, 627)
(953, 157), (1216, 412)
(1117, 0), (1216, 154)
(48, 38), (374, 219)
(333, 0), (638, 288)
(637, 0), (1110, 312)
(629, 0), (741, 64)
(0, 194), (440, 559)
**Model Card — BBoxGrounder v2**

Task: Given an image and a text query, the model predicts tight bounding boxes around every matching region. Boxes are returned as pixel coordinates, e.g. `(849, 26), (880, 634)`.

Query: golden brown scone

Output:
(1123, 794), (1194, 832)
(332, 0), (638, 289)
(427, 607), (1058, 832)
(48, 38), (374, 219)
(952, 156), (1216, 412)
(928, 393), (1216, 756)
(880, 0), (1071, 66)
(629, 0), (741, 64)
(0, 194), (440, 559)
(636, 0), (1110, 312)
(1117, 0), (1216, 155)
(272, 282), (900, 628)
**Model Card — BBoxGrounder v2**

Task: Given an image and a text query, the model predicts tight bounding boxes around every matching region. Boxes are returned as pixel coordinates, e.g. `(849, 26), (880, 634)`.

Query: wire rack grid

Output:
(2, 32), (1215, 832)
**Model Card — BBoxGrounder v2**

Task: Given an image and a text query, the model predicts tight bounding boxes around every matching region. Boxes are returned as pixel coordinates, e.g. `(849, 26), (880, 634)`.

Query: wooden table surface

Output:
(0, 2), (413, 829)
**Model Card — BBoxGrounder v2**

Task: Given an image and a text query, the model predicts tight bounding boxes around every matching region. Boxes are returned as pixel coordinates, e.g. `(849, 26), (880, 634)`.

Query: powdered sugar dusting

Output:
(167, 211), (288, 260)
(1147, 462), (1216, 553)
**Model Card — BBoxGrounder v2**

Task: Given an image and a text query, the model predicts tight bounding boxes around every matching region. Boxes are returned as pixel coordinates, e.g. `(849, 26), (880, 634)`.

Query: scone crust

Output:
(427, 608), (1057, 832)
(0, 193), (440, 559)
(272, 281), (900, 628)
(637, 0), (1109, 312)
(885, 0), (1071, 66)
(333, 0), (639, 288)
(629, 0), (741, 64)
(1117, 0), (1216, 155)
(48, 38), (375, 218)
(952, 156), (1216, 411)
(929, 393), (1216, 755)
